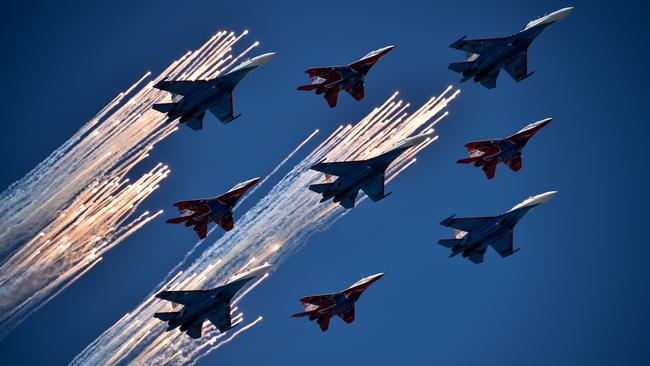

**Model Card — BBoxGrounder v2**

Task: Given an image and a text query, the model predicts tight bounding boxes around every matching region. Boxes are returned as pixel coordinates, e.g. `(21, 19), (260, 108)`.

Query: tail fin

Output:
(154, 311), (180, 321)
(152, 102), (177, 113)
(308, 183), (333, 194)
(438, 238), (463, 248)
(448, 61), (473, 74)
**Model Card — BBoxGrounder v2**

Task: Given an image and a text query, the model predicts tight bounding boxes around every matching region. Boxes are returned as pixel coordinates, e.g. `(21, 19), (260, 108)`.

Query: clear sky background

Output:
(1, 0), (648, 365)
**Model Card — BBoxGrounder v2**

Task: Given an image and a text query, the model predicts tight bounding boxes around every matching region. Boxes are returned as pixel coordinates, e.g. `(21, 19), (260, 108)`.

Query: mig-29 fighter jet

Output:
(457, 118), (551, 179)
(292, 273), (383, 332)
(166, 177), (260, 239)
(297, 45), (394, 108)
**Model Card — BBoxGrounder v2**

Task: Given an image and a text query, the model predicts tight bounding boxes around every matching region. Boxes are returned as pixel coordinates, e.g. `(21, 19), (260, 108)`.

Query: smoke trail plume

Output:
(0, 30), (259, 339)
(70, 87), (459, 366)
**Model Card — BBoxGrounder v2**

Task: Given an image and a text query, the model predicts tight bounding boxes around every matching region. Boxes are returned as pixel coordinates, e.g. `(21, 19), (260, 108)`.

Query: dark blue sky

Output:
(1, 0), (649, 365)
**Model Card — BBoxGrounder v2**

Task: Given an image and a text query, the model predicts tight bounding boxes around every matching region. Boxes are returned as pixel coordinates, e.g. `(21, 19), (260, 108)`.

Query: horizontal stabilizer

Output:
(448, 61), (473, 74)
(297, 83), (321, 91)
(152, 103), (177, 113)
(438, 238), (463, 248)
(166, 216), (189, 224)
(291, 311), (313, 318)
(457, 156), (480, 164)
(154, 311), (180, 321)
(308, 183), (333, 194)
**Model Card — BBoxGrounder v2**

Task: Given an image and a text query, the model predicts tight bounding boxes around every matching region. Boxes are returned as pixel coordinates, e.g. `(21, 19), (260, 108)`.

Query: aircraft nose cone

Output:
(250, 52), (275, 67)
(549, 7), (573, 22)
(534, 191), (558, 204)
(398, 132), (434, 149)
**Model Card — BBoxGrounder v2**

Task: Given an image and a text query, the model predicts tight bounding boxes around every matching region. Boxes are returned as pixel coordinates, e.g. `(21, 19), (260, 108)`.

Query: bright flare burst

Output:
(70, 87), (459, 366)
(0, 30), (259, 339)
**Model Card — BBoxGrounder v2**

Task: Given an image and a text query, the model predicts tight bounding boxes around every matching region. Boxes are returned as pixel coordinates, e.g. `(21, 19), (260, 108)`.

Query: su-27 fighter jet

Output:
(308, 132), (432, 209)
(457, 118), (551, 179)
(438, 191), (557, 264)
(448, 7), (572, 88)
(292, 273), (383, 332)
(297, 45), (394, 108)
(166, 177), (260, 239)
(152, 53), (275, 130)
(154, 263), (271, 339)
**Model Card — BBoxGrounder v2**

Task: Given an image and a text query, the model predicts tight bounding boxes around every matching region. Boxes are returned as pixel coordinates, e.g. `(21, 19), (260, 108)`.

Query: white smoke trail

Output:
(69, 88), (459, 366)
(0, 30), (258, 339)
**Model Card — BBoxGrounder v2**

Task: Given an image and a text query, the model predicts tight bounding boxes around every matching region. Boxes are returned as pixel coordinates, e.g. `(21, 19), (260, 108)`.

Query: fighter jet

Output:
(457, 118), (551, 179)
(152, 53), (275, 130)
(308, 132), (431, 209)
(297, 45), (394, 108)
(438, 191), (557, 264)
(448, 7), (572, 88)
(166, 177), (260, 239)
(154, 263), (271, 339)
(291, 273), (383, 332)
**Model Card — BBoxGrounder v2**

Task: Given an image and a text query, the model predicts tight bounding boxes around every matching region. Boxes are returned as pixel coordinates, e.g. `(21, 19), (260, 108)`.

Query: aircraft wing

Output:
(310, 160), (370, 177)
(207, 304), (233, 333)
(440, 215), (496, 232)
(479, 69), (500, 89)
(154, 80), (209, 96)
(504, 51), (528, 81)
(186, 323), (203, 339)
(215, 215), (234, 231)
(449, 36), (508, 55)
(156, 289), (210, 305)
(339, 191), (358, 209)
(483, 161), (498, 179)
(337, 305), (355, 324)
(195, 221), (208, 239)
(490, 230), (516, 257)
(344, 82), (365, 101)
(208, 93), (239, 124)
(361, 175), (386, 202)
(184, 112), (206, 131)
(504, 155), (522, 172)
(325, 89), (340, 108)
(468, 247), (487, 264)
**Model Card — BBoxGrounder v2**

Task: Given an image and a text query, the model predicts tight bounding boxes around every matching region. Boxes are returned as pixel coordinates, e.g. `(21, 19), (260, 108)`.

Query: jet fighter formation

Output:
(298, 45), (394, 108)
(147, 7), (571, 340)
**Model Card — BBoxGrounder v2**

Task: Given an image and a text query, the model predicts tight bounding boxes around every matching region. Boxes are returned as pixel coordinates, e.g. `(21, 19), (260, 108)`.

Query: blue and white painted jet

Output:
(438, 191), (557, 264)
(308, 133), (432, 209)
(152, 53), (275, 130)
(154, 263), (271, 339)
(448, 7), (572, 88)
